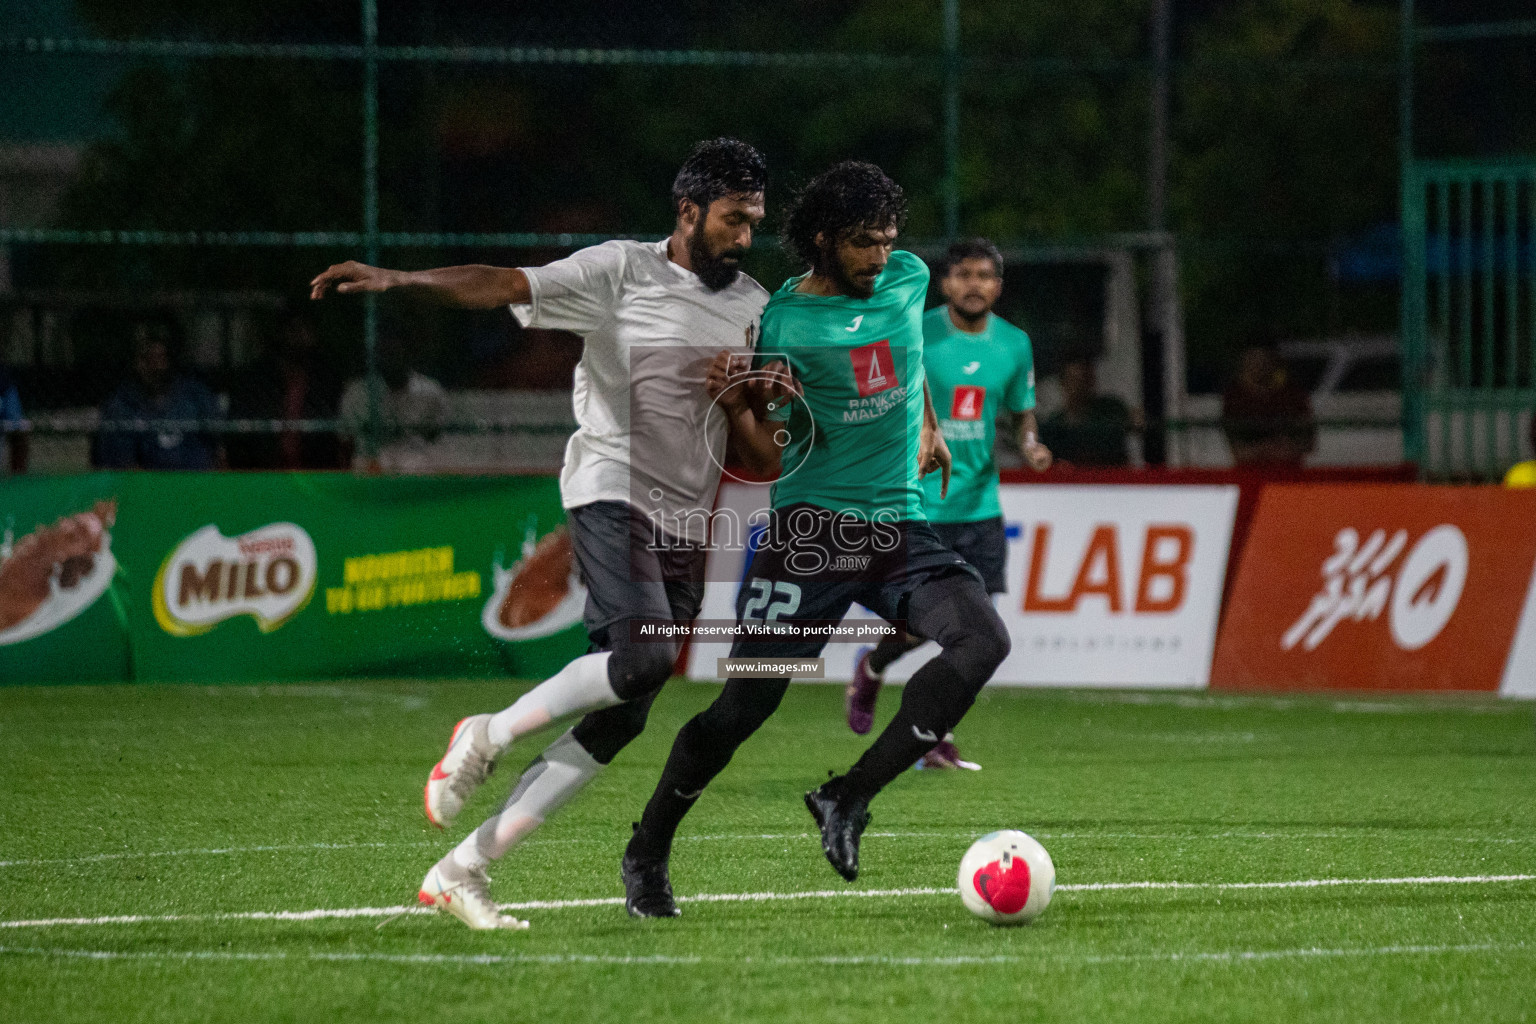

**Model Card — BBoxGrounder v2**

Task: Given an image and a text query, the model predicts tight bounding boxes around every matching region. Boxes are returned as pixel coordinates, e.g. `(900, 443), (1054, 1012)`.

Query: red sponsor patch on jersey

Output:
(850, 339), (898, 397)
(950, 385), (985, 421)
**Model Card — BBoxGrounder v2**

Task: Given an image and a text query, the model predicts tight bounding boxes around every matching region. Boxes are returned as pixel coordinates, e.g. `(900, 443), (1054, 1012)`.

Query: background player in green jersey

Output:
(845, 238), (1053, 769)
(620, 162), (1013, 916)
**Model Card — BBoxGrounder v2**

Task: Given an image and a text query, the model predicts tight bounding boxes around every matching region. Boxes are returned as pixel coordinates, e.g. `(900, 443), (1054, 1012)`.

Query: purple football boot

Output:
(916, 734), (981, 771)
(845, 645), (883, 735)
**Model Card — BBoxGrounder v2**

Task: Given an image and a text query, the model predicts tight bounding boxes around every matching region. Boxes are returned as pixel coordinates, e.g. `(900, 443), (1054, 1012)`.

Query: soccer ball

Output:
(958, 830), (1055, 925)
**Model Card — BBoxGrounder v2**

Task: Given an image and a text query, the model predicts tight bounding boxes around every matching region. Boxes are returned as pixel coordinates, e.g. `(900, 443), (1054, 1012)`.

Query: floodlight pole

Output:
(942, 0), (960, 238)
(362, 0), (382, 462)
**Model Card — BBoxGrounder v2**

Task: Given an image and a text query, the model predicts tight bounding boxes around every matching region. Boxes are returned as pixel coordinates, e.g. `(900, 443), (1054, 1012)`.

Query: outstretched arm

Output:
(309, 262), (530, 310)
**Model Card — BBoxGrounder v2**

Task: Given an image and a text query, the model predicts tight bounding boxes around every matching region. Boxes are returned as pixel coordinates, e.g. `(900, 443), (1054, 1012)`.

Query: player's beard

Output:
(688, 222), (745, 292)
(823, 246), (876, 299)
(950, 295), (991, 325)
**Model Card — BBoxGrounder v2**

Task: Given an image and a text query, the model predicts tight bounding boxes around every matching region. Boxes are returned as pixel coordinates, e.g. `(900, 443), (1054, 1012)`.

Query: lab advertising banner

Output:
(1211, 485), (1536, 693)
(1, 474), (589, 684)
(987, 485), (1239, 687)
(687, 483), (1239, 689)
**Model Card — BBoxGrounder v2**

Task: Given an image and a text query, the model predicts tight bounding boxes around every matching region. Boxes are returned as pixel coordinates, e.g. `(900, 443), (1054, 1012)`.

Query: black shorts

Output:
(566, 500), (707, 648)
(728, 503), (984, 659)
(930, 516), (1007, 594)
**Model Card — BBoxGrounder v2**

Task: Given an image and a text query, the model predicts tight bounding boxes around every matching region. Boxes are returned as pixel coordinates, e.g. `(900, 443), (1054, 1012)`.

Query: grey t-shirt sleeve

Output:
(511, 240), (627, 335)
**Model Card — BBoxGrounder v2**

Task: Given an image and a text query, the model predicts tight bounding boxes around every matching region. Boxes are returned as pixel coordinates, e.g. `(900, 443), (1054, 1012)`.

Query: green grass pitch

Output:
(1, 678), (1533, 1023)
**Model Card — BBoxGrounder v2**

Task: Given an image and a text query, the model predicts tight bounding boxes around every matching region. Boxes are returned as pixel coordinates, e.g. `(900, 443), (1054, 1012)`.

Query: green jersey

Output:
(760, 249), (930, 520)
(920, 307), (1036, 522)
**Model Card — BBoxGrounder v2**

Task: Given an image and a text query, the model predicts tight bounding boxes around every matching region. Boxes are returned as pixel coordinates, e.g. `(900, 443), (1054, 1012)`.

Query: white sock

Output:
(486, 651), (617, 750)
(452, 730), (603, 870)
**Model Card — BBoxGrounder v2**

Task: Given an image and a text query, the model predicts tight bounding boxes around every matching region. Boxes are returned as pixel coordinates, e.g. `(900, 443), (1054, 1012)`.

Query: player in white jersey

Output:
(310, 139), (774, 930)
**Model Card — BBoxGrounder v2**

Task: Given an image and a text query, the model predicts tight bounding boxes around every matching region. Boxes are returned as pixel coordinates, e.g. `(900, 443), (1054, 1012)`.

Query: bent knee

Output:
(976, 607), (1011, 667)
(944, 605), (1010, 683)
(609, 641), (677, 700)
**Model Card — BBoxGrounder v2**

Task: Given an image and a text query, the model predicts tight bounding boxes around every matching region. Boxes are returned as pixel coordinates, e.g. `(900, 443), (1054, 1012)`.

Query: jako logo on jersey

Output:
(152, 522), (317, 636)
(950, 386), (985, 421)
(846, 314), (864, 332)
(1281, 525), (1468, 653)
(850, 339), (897, 397)
(962, 361), (981, 375)
(1023, 523), (1193, 614)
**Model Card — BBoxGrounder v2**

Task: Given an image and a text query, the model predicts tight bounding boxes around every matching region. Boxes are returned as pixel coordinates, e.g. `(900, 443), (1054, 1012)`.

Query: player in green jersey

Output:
(846, 238), (1053, 769)
(620, 163), (1013, 916)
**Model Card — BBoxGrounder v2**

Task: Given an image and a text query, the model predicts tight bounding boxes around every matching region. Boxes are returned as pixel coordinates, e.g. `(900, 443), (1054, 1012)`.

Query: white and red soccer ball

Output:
(958, 830), (1055, 925)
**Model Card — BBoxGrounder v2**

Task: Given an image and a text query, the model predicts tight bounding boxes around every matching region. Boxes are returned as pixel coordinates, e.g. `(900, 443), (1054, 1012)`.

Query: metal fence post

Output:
(1398, 0), (1426, 472)
(362, 0), (382, 464)
(942, 0), (960, 239)
(1142, 0), (1172, 467)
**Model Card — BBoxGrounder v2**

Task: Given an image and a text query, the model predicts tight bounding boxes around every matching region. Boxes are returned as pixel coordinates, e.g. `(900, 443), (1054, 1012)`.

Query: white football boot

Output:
(418, 855), (529, 931)
(423, 714), (499, 829)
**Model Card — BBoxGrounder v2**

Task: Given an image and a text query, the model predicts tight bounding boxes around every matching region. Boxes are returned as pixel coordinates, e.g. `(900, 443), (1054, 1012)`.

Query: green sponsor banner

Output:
(0, 474), (132, 683)
(1, 473), (589, 684)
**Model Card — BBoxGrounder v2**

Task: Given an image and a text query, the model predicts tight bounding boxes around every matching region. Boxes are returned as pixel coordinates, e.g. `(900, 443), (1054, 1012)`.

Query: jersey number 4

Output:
(742, 580), (802, 623)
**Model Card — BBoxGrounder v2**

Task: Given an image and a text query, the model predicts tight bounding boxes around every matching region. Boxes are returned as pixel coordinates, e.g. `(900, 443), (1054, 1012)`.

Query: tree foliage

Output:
(49, 0), (1406, 374)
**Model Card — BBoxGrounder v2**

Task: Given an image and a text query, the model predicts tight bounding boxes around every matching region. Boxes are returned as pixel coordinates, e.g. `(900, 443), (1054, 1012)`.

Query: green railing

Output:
(1398, 2), (1536, 479)
(1401, 158), (1536, 479)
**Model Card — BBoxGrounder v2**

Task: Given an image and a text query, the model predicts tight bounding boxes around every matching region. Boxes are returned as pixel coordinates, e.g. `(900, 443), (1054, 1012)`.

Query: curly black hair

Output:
(671, 138), (767, 215)
(945, 237), (1004, 278)
(781, 161), (908, 270)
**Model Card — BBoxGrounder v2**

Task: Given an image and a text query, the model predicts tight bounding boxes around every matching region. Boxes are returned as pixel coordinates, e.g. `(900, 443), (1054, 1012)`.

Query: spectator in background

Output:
(0, 366), (27, 474)
(1221, 342), (1316, 466)
(1041, 357), (1134, 467)
(339, 334), (447, 472)
(95, 314), (224, 470)
(227, 308), (343, 469)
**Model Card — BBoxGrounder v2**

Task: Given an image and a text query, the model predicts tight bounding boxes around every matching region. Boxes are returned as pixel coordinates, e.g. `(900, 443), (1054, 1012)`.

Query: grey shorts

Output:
(565, 500), (708, 649)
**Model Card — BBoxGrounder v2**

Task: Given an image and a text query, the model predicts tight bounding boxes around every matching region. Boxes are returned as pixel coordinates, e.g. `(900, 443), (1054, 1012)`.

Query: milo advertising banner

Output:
(0, 474), (588, 684)
(0, 474), (131, 683)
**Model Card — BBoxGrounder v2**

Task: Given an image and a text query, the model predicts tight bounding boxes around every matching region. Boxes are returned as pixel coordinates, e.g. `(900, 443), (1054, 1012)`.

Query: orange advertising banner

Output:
(1212, 486), (1536, 692)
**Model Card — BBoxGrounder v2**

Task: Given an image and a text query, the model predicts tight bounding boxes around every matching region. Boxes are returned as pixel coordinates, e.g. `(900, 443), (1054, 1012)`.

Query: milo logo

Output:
(152, 523), (317, 636)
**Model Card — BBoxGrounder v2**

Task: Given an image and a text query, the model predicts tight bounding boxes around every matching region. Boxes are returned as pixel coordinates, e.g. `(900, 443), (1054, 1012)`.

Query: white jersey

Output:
(513, 238), (768, 543)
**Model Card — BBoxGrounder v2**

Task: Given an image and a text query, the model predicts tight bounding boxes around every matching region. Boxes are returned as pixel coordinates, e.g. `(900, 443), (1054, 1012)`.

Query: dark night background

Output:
(1, 0), (1532, 404)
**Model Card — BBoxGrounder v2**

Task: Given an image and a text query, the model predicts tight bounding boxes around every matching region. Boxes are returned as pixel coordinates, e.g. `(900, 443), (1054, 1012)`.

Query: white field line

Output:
(0, 940), (1528, 969)
(1050, 690), (1521, 715)
(672, 830), (1536, 846)
(6, 828), (1532, 870)
(1, 874), (1533, 931)
(0, 841), (437, 869)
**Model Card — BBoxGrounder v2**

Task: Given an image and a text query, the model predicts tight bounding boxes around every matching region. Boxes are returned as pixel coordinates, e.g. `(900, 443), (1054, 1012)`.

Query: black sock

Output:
(626, 790), (698, 863)
(626, 678), (786, 861)
(842, 656), (977, 801)
(867, 631), (924, 675)
(626, 721), (714, 862)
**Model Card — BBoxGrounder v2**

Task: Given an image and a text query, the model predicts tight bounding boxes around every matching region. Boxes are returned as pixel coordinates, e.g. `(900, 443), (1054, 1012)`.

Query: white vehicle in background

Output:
(1175, 335), (1403, 467)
